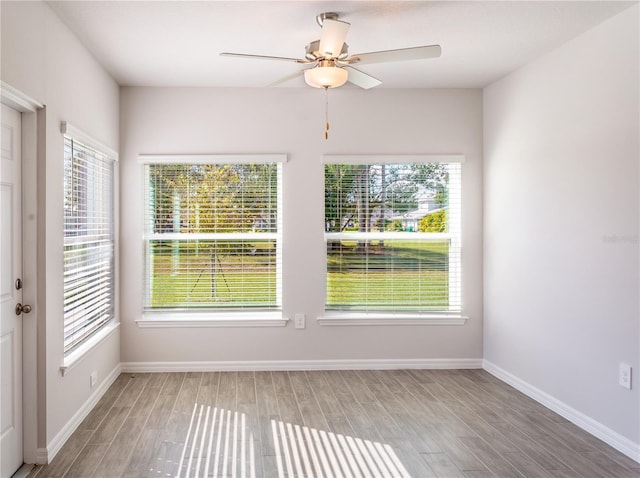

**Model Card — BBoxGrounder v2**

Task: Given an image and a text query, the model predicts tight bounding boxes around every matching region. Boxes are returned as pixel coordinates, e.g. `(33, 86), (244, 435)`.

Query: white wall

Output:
(484, 3), (639, 449)
(119, 87), (483, 365)
(1, 0), (120, 453)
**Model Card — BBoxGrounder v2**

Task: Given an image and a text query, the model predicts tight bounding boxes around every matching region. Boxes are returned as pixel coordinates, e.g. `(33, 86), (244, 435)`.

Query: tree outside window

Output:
(324, 160), (461, 313)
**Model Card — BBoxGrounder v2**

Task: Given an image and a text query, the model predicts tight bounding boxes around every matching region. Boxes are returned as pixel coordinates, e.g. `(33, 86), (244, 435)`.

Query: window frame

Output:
(61, 121), (119, 373)
(319, 154), (467, 326)
(137, 154), (288, 328)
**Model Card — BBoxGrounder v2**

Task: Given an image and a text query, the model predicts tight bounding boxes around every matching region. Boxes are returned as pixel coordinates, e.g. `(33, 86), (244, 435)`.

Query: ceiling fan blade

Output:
(344, 66), (382, 89)
(318, 19), (350, 59)
(268, 70), (306, 87)
(348, 45), (441, 65)
(220, 52), (310, 63)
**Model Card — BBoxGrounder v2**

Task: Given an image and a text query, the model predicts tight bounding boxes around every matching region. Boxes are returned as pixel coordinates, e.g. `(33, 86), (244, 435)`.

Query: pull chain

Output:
(324, 86), (330, 140)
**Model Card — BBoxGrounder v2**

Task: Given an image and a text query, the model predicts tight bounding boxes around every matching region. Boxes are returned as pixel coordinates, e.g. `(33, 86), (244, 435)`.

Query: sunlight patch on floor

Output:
(176, 403), (256, 478)
(175, 403), (410, 478)
(271, 418), (411, 478)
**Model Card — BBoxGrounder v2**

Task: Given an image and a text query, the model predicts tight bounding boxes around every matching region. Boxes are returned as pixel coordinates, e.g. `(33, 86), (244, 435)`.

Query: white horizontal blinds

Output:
(144, 162), (282, 310)
(447, 163), (462, 311)
(63, 136), (115, 354)
(324, 162), (462, 313)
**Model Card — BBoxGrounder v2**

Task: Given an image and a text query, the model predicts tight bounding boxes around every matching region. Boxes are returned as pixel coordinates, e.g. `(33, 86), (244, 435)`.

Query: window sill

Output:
(136, 311), (288, 328)
(317, 313), (468, 326)
(60, 321), (120, 376)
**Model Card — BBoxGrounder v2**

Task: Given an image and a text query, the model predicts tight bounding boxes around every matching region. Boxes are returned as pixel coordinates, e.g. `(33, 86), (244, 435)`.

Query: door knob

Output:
(15, 303), (32, 315)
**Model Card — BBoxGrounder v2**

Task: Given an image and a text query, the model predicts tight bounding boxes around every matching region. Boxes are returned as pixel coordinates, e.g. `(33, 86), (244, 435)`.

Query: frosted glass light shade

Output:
(304, 66), (348, 88)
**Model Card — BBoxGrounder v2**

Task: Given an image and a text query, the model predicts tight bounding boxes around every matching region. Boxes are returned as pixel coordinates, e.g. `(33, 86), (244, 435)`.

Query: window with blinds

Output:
(324, 160), (462, 313)
(143, 160), (282, 311)
(63, 136), (115, 354)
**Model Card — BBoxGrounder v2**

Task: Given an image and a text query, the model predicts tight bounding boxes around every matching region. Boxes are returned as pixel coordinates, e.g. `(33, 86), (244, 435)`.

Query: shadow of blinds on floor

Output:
(176, 403), (410, 478)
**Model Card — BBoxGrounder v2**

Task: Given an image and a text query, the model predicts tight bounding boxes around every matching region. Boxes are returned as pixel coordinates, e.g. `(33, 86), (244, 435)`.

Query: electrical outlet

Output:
(90, 371), (98, 388)
(294, 313), (306, 329)
(619, 363), (632, 390)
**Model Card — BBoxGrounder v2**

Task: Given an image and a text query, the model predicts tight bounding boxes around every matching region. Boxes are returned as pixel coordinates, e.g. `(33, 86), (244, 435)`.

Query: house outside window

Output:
(323, 156), (462, 315)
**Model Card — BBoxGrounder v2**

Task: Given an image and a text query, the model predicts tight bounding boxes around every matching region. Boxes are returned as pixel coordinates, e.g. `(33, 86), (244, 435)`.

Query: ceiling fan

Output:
(220, 12), (442, 90)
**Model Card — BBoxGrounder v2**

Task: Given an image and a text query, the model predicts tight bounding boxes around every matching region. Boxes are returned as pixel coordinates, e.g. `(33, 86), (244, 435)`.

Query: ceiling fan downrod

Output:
(316, 12), (339, 27)
(324, 86), (330, 140)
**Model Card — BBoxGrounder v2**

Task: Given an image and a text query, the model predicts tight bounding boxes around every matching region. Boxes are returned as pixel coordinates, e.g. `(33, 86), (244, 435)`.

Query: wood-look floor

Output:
(27, 369), (639, 478)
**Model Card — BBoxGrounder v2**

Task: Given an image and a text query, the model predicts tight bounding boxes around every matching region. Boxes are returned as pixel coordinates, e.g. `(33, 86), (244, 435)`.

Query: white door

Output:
(1, 104), (24, 477)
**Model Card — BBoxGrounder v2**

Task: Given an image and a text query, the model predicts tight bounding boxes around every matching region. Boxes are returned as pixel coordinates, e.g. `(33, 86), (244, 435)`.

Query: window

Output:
(63, 129), (116, 354)
(142, 156), (283, 314)
(323, 156), (462, 315)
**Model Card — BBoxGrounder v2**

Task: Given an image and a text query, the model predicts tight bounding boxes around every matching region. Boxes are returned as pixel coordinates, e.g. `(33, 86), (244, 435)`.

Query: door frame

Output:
(1, 81), (44, 465)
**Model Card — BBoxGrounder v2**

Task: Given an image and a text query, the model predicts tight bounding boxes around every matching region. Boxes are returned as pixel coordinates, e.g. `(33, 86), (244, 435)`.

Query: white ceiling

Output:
(46, 1), (636, 89)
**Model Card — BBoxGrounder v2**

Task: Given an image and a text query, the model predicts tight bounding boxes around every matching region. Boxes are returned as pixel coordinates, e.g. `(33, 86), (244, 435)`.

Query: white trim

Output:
(322, 154), (465, 165)
(1, 88), (43, 466)
(34, 449), (48, 466)
(137, 313), (288, 328)
(325, 232), (453, 241)
(145, 232), (279, 241)
(60, 322), (120, 375)
(447, 163), (462, 312)
(60, 121), (118, 160)
(483, 360), (640, 464)
(44, 363), (121, 464)
(121, 358), (483, 373)
(113, 159), (121, 366)
(0, 81), (43, 112)
(318, 314), (467, 326)
(11, 463), (35, 477)
(138, 154), (287, 164)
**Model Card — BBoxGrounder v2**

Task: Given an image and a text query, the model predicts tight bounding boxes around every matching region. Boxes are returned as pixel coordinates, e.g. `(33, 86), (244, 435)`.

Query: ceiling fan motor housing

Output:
(305, 40), (349, 61)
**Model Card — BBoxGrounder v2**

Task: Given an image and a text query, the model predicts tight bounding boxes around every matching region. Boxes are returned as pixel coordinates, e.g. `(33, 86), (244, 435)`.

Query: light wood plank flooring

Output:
(27, 370), (640, 477)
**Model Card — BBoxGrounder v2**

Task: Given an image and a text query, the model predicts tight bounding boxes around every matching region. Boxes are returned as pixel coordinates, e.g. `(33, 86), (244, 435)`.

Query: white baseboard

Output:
(34, 448), (48, 466)
(483, 360), (640, 464)
(121, 358), (483, 373)
(43, 363), (122, 464)
(11, 463), (34, 478)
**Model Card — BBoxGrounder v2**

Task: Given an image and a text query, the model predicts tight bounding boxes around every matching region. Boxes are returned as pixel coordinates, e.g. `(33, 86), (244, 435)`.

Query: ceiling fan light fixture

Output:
(304, 64), (348, 88)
